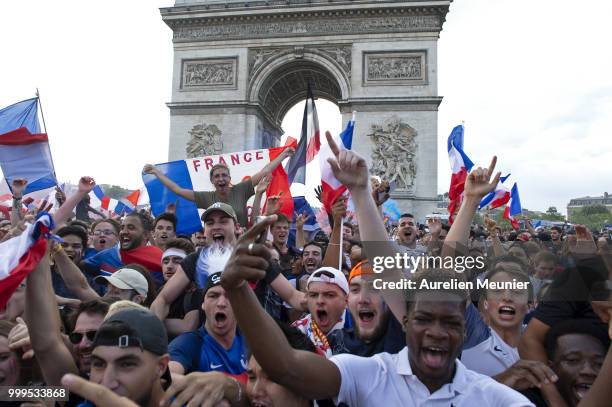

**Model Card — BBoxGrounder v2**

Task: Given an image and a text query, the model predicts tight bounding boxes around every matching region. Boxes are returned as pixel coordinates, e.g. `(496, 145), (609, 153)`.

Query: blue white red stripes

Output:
(503, 183), (522, 230)
(447, 124), (473, 223)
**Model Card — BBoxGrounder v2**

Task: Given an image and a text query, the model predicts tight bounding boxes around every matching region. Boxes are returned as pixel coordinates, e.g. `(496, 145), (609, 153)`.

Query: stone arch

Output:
(248, 50), (350, 125)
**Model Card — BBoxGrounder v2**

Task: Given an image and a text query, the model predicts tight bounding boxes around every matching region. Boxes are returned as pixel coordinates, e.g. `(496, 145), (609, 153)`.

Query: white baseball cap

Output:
(95, 268), (148, 297)
(307, 267), (349, 295)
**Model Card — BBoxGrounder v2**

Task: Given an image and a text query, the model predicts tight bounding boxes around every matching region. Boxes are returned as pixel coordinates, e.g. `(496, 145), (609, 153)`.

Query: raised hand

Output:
(295, 211), (310, 229)
(464, 156), (501, 200)
(372, 179), (390, 206)
(78, 176), (95, 194)
(280, 146), (296, 159)
(256, 174), (272, 194)
(314, 185), (323, 203)
(326, 131), (369, 191)
(35, 199), (53, 216)
(142, 164), (158, 174)
(427, 217), (442, 237)
(331, 196), (348, 221)
(484, 214), (497, 233)
(55, 186), (66, 205)
(572, 224), (597, 255)
(8, 317), (34, 360)
(221, 215), (277, 290)
(11, 178), (28, 198)
(494, 360), (558, 391)
(264, 193), (283, 216)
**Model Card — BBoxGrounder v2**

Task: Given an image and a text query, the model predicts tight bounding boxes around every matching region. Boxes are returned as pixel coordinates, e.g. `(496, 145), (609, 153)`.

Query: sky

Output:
(1, 0), (610, 215)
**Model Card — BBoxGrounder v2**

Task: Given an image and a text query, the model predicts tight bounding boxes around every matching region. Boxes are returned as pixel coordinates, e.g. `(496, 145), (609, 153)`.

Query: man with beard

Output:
(291, 241), (324, 291)
(327, 260), (405, 357)
(76, 308), (172, 407)
(168, 272), (248, 384)
(143, 147), (293, 228)
(83, 212), (164, 286)
(152, 213), (177, 250)
(220, 220), (533, 406)
(292, 267), (349, 357)
(521, 319), (609, 406)
(152, 202), (306, 322)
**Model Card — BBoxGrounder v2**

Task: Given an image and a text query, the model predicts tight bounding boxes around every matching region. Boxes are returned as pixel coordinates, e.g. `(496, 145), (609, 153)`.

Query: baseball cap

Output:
(92, 308), (171, 386)
(201, 202), (237, 222)
(204, 272), (222, 295)
(95, 268), (148, 297)
(307, 267), (349, 295)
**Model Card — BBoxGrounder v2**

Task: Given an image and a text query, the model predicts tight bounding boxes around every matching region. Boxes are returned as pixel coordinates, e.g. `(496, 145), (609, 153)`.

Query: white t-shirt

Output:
(330, 347), (534, 407)
(461, 328), (520, 377)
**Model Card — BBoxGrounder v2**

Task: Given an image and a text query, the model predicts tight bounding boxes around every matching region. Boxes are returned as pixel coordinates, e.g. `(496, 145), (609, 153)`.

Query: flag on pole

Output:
(0, 213), (53, 310)
(90, 185), (111, 211)
(0, 97), (57, 194)
(285, 85), (321, 185)
(504, 183), (522, 230)
(114, 189), (141, 215)
(319, 113), (355, 213)
(447, 124), (474, 223)
(479, 173), (512, 209)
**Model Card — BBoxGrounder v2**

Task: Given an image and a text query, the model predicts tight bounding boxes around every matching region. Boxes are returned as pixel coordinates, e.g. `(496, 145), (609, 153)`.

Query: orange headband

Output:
(349, 260), (372, 283)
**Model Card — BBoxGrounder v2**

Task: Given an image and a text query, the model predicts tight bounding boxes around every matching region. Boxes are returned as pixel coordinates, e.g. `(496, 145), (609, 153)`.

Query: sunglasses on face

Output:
(69, 330), (97, 344)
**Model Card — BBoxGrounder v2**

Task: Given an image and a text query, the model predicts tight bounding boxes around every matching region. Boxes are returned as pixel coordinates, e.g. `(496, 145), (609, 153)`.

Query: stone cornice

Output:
(161, 2), (451, 42)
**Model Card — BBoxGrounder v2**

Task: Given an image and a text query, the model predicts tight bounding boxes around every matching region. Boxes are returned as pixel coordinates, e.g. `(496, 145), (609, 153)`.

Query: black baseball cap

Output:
(92, 308), (171, 386)
(204, 272), (222, 295)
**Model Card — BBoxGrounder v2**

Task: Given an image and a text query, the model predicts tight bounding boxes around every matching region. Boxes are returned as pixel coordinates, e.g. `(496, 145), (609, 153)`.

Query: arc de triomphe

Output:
(161, 0), (451, 220)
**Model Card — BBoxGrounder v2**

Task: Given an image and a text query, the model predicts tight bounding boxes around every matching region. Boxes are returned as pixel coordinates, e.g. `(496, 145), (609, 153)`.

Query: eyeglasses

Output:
(69, 330), (97, 344)
(93, 230), (116, 237)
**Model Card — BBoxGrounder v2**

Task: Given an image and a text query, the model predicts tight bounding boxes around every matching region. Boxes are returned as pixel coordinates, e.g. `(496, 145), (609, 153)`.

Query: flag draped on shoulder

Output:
(504, 183), (522, 230)
(319, 113), (355, 213)
(447, 124), (474, 223)
(285, 85), (320, 185)
(143, 145), (293, 235)
(0, 97), (57, 194)
(0, 213), (54, 309)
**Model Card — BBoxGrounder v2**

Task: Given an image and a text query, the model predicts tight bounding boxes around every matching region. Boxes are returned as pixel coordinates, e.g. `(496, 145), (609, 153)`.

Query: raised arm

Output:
(250, 174), (271, 227)
(269, 273), (307, 311)
(442, 157), (500, 258)
(143, 164), (195, 202)
(51, 241), (100, 301)
(295, 212), (308, 249)
(25, 250), (79, 385)
(251, 147), (294, 186)
(221, 217), (341, 400)
(322, 197), (346, 268)
(150, 265), (191, 321)
(10, 178), (27, 226)
(53, 176), (96, 228)
(484, 214), (507, 258)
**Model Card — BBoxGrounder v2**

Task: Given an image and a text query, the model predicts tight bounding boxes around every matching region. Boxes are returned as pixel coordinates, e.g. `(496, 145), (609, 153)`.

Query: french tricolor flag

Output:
(0, 213), (53, 310)
(504, 183), (522, 230)
(479, 173), (512, 210)
(447, 124), (474, 223)
(0, 97), (57, 195)
(114, 189), (141, 215)
(319, 113), (355, 213)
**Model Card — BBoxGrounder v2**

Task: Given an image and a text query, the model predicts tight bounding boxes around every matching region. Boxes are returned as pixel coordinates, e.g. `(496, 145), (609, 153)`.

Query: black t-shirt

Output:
(273, 244), (299, 277)
(168, 287), (204, 320)
(254, 261), (283, 320)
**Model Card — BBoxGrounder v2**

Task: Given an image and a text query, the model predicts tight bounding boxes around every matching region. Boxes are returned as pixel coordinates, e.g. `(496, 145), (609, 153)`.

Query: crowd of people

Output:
(0, 134), (611, 407)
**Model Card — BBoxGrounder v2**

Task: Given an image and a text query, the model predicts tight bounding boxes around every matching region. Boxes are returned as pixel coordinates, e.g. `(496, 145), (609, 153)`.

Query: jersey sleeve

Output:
(168, 333), (200, 373)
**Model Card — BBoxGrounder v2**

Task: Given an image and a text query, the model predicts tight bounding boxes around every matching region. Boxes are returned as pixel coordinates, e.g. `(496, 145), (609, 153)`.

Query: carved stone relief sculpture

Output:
(367, 116), (418, 192)
(364, 51), (426, 86)
(186, 123), (223, 158)
(182, 58), (237, 88)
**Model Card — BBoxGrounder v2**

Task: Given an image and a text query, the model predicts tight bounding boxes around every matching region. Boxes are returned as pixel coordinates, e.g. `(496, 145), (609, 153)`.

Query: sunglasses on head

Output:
(69, 330), (97, 344)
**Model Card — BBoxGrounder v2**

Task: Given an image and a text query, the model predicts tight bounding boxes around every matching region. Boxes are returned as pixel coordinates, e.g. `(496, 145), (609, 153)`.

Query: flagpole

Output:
(338, 217), (344, 271)
(35, 88), (48, 134)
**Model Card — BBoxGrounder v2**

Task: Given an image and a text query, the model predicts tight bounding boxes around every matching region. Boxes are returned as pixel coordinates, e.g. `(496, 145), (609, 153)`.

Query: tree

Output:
(542, 206), (565, 221)
(571, 205), (611, 231)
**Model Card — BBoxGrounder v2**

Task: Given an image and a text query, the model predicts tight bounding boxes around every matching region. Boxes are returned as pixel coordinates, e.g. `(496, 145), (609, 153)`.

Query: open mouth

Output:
(574, 383), (593, 400)
(214, 312), (227, 324)
(212, 233), (225, 244)
(304, 259), (317, 270)
(358, 310), (375, 324)
(421, 346), (448, 369)
(498, 305), (516, 320)
(251, 401), (270, 407)
(316, 309), (329, 326)
(120, 236), (131, 246)
(160, 234), (168, 240)
(99, 238), (106, 245)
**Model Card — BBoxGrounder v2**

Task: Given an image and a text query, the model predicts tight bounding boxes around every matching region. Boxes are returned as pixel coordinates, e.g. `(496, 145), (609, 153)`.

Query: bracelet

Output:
(229, 377), (242, 402)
